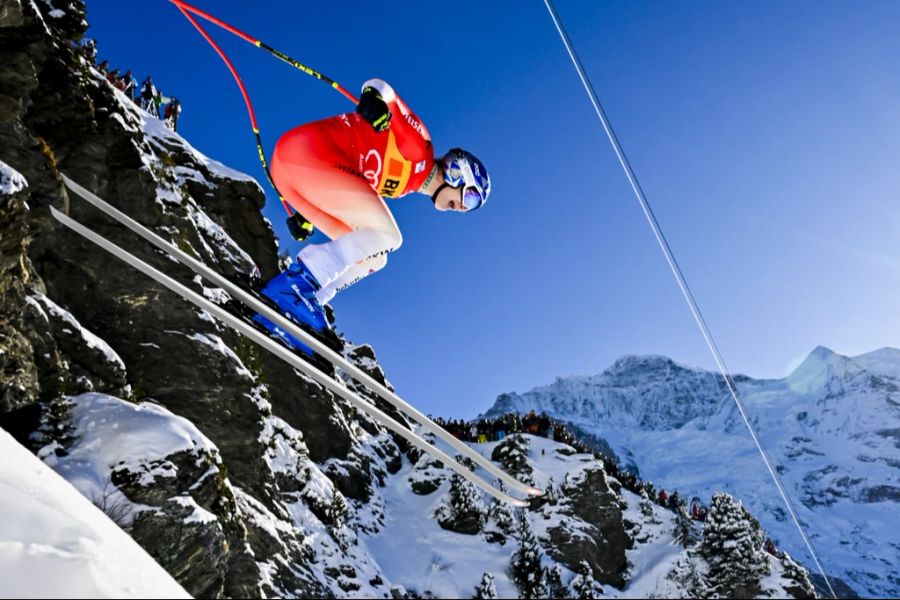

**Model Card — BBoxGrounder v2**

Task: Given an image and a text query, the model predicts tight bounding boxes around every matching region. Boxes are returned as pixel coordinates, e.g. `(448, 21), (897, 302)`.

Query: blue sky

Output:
(88, 1), (900, 417)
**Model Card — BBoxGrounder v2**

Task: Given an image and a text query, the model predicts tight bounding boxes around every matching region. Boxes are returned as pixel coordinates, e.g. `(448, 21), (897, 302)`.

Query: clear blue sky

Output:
(88, 1), (900, 418)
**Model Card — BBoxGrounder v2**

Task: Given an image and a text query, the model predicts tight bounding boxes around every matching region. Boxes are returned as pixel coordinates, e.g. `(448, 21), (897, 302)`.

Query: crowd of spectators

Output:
(433, 410), (716, 524)
(78, 39), (182, 131)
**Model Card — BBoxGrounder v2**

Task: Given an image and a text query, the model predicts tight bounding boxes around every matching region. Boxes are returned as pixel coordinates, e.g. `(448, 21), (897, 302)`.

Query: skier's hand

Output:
(356, 86), (391, 133)
(286, 213), (314, 241)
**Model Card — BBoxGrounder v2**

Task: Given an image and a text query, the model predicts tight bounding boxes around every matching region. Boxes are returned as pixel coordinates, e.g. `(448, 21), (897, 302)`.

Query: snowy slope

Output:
(363, 434), (809, 599)
(0, 427), (189, 599)
(485, 346), (900, 598)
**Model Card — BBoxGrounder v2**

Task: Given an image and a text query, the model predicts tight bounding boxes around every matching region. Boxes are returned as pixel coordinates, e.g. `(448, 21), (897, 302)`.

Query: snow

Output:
(170, 495), (218, 525)
(42, 392), (221, 514)
(365, 458), (521, 599)
(139, 107), (258, 186)
(850, 346), (900, 376)
(0, 160), (27, 195)
(30, 293), (127, 373)
(27, 0), (52, 35)
(0, 427), (189, 599)
(174, 331), (254, 381)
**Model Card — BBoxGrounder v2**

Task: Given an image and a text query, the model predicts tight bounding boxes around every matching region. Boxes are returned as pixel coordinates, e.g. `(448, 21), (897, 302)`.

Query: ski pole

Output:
(169, 0), (357, 222)
(169, 0), (357, 104)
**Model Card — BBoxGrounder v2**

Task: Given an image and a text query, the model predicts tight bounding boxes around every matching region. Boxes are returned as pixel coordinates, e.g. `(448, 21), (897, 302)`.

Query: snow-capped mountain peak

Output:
(785, 345), (863, 394)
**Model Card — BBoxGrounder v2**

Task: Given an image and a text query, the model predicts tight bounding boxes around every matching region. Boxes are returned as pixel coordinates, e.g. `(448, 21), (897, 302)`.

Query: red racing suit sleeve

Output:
(362, 78), (434, 195)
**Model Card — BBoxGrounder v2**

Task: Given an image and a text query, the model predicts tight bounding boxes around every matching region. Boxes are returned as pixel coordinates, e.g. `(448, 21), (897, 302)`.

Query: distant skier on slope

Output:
(256, 78), (491, 331)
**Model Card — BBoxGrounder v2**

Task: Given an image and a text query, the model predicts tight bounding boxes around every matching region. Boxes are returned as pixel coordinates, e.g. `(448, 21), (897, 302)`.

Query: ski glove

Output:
(286, 213), (314, 241)
(356, 86), (391, 133)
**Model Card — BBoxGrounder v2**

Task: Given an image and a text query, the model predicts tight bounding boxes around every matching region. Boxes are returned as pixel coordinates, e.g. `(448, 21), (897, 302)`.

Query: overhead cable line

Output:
(543, 2), (836, 597)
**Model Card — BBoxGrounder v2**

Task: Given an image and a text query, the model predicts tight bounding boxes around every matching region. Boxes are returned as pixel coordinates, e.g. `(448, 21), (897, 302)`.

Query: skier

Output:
(256, 78), (490, 332)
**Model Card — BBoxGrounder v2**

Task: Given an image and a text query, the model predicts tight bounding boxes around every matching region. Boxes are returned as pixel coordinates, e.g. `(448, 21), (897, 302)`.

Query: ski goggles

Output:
(460, 185), (486, 212)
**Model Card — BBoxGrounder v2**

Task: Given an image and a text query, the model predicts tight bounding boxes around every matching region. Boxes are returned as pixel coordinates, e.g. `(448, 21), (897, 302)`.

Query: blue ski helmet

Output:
(439, 148), (491, 211)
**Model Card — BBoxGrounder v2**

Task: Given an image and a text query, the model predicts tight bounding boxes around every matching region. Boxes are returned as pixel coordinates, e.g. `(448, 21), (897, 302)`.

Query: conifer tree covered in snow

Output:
(674, 504), (700, 547)
(546, 563), (567, 599)
(779, 552), (817, 598)
(700, 493), (770, 597)
(570, 560), (603, 598)
(434, 473), (487, 534)
(490, 433), (534, 485)
(510, 512), (548, 599)
(326, 488), (348, 528)
(484, 496), (517, 544)
(472, 572), (497, 599)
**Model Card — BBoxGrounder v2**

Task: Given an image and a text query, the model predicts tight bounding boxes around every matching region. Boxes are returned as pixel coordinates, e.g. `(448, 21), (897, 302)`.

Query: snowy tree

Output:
(546, 563), (567, 599)
(510, 512), (548, 599)
(456, 454), (477, 471)
(544, 476), (559, 505)
(701, 493), (770, 597)
(326, 488), (348, 528)
(484, 496), (517, 544)
(779, 551), (816, 598)
(434, 473), (487, 534)
(674, 504), (700, 547)
(472, 572), (497, 599)
(490, 434), (534, 485)
(326, 489), (353, 550)
(570, 560), (603, 598)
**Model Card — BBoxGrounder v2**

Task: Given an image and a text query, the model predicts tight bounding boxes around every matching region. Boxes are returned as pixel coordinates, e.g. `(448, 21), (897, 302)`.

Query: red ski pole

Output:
(169, 0), (357, 226)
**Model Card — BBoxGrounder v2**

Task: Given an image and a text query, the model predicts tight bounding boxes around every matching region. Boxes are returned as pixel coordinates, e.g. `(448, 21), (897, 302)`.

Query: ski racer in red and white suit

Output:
(271, 79), (440, 304)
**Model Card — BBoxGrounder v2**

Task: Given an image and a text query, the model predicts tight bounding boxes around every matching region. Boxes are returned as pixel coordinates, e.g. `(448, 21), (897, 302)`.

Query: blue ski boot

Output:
(253, 260), (328, 356)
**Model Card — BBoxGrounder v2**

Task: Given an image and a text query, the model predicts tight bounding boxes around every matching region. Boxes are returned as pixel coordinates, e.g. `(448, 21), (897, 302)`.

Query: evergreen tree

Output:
(488, 500), (516, 544)
(35, 395), (75, 455)
(546, 563), (567, 599)
(674, 504), (700, 547)
(544, 476), (559, 505)
(701, 493), (770, 597)
(490, 434), (534, 485)
(434, 473), (487, 534)
(510, 512), (548, 599)
(326, 489), (348, 528)
(472, 572), (497, 599)
(570, 560), (602, 599)
(779, 551), (816, 598)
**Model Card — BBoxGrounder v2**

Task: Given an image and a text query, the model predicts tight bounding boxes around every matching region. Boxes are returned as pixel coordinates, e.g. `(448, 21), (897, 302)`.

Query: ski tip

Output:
(526, 486), (544, 497)
(509, 497), (530, 508)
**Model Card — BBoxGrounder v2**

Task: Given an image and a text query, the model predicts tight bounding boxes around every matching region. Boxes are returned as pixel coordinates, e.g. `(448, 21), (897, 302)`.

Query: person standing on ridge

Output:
(256, 78), (490, 331)
(140, 76), (157, 115)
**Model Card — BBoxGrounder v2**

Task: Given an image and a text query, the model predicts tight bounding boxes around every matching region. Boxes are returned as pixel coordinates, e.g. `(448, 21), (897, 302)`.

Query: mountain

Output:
(485, 346), (900, 598)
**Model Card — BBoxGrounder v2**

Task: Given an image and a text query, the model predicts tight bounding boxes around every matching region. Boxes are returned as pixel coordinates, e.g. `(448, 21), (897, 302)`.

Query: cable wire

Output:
(543, 2), (836, 597)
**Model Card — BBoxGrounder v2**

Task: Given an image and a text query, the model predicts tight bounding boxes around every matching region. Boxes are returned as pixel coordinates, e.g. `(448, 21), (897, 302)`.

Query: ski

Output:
(61, 174), (543, 500)
(50, 204), (529, 506)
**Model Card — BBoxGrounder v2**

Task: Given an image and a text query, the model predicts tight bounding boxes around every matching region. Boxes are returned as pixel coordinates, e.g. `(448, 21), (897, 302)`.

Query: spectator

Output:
(164, 97), (181, 131)
(140, 76), (157, 115)
(121, 70), (137, 100)
(80, 38), (97, 61)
